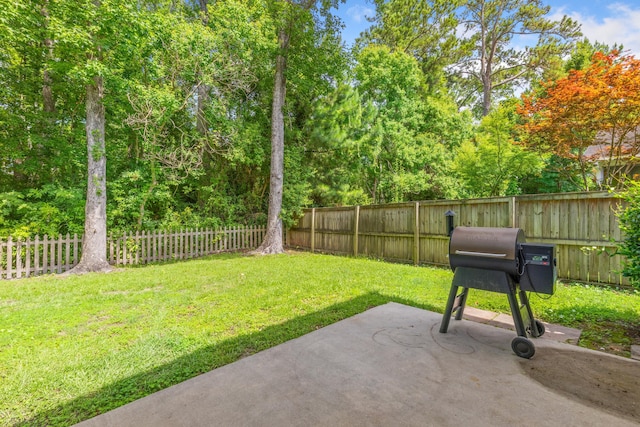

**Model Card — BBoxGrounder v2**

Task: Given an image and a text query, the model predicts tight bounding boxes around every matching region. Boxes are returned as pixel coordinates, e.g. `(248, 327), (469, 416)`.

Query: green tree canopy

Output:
(308, 45), (471, 205)
(454, 101), (543, 197)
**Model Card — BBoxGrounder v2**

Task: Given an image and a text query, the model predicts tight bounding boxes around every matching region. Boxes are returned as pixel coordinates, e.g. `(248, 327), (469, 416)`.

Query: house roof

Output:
(584, 128), (640, 161)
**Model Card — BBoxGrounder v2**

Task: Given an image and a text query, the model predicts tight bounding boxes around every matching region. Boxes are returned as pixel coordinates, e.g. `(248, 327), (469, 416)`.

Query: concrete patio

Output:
(76, 303), (639, 426)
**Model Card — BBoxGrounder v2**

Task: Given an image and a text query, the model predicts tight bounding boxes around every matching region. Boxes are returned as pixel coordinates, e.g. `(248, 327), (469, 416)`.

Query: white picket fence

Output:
(0, 226), (266, 280)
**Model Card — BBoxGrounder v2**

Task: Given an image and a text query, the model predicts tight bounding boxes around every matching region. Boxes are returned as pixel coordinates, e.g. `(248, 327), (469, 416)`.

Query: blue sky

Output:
(335, 0), (640, 55)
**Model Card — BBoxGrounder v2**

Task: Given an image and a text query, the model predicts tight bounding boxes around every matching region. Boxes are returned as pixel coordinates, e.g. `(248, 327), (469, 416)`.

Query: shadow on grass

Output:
(18, 292), (438, 427)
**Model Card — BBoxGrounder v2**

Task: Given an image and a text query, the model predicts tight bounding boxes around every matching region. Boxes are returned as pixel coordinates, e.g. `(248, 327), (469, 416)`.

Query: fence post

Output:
(122, 232), (128, 266)
(310, 208), (316, 253)
(191, 228), (196, 257)
(48, 235), (55, 273)
(56, 234), (63, 273)
(7, 236), (13, 279)
(34, 235), (40, 276)
(109, 232), (114, 265)
(14, 237), (21, 278)
(232, 226), (237, 251)
(509, 196), (517, 228)
(178, 229), (183, 259)
(153, 229), (158, 262)
(185, 228), (189, 258)
(64, 233), (71, 272)
(413, 202), (420, 265)
(43, 235), (49, 274)
(353, 205), (360, 257)
(25, 237), (32, 278)
(166, 229), (171, 260)
(0, 238), (4, 279)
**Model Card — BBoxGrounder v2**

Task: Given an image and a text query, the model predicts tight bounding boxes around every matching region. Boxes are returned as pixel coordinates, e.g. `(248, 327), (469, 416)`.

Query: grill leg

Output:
(518, 288), (544, 338)
(453, 288), (468, 320)
(439, 284), (460, 333)
(506, 282), (528, 338)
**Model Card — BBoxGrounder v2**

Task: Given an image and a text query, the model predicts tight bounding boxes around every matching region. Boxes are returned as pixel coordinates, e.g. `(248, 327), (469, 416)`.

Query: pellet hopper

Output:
(439, 226), (556, 358)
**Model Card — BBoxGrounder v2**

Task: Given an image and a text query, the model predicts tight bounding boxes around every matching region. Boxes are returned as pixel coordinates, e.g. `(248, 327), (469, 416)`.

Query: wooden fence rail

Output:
(287, 191), (629, 286)
(1, 226), (265, 280)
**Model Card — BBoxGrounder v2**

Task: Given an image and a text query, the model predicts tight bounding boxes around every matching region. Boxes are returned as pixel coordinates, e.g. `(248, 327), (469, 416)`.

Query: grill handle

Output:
(454, 250), (507, 258)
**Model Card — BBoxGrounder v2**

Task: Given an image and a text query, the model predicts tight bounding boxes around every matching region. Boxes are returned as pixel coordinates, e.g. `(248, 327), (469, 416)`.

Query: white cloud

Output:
(551, 2), (640, 55)
(346, 5), (374, 24)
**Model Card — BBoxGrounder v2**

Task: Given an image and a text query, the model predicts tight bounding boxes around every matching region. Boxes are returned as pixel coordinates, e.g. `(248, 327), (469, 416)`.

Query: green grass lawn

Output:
(1, 251), (638, 426)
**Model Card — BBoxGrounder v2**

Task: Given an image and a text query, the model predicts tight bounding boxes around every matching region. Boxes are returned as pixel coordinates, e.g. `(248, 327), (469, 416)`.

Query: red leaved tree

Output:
(518, 51), (640, 189)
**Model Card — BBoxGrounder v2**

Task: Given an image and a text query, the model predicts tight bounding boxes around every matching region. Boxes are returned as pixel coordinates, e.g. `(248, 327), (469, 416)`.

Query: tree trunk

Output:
(69, 75), (112, 273)
(43, 70), (54, 113)
(196, 83), (209, 135)
(481, 64), (492, 117)
(482, 81), (492, 117)
(253, 28), (289, 255)
(196, 0), (209, 134)
(41, 0), (55, 114)
(198, 0), (209, 22)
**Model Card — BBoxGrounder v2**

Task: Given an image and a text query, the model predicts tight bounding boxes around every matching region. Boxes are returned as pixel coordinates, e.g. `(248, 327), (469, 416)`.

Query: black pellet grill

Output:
(439, 226), (556, 358)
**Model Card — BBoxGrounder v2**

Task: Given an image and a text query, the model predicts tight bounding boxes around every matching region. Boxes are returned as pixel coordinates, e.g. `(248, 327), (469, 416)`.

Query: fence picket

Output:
(149, 230), (154, 263)
(122, 232), (127, 265)
(25, 238), (31, 278)
(168, 230), (173, 261)
(16, 238), (23, 277)
(34, 236), (40, 277)
(135, 231), (140, 265)
(140, 231), (145, 264)
(0, 240), (4, 279)
(8, 237), (15, 279)
(56, 234), (62, 273)
(43, 235), (49, 275)
(49, 235), (55, 273)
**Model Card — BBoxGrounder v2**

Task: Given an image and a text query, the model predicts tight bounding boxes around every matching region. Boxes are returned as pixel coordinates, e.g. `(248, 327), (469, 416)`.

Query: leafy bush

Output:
(0, 180), (235, 239)
(0, 185), (85, 238)
(617, 181), (640, 289)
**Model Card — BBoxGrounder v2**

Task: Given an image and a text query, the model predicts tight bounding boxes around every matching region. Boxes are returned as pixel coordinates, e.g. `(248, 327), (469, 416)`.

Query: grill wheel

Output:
(512, 337), (535, 359)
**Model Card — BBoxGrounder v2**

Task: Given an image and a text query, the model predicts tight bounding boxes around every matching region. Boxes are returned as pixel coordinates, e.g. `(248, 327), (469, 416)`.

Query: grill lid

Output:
(449, 227), (525, 261)
(448, 227), (526, 276)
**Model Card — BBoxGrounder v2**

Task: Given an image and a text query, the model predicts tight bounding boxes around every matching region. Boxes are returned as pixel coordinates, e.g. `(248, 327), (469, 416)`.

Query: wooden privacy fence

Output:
(0, 226), (265, 280)
(287, 191), (629, 286)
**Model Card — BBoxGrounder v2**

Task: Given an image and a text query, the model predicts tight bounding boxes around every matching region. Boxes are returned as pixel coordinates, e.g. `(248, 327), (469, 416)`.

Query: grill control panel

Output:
(519, 243), (556, 294)
(524, 252), (551, 266)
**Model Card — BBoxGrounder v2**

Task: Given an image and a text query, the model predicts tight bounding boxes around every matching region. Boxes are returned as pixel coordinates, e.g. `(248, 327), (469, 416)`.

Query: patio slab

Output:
(76, 303), (638, 427)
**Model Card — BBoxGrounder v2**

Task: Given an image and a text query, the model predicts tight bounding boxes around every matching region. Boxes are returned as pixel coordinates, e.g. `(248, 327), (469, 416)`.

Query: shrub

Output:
(617, 181), (640, 289)
(0, 186), (85, 237)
